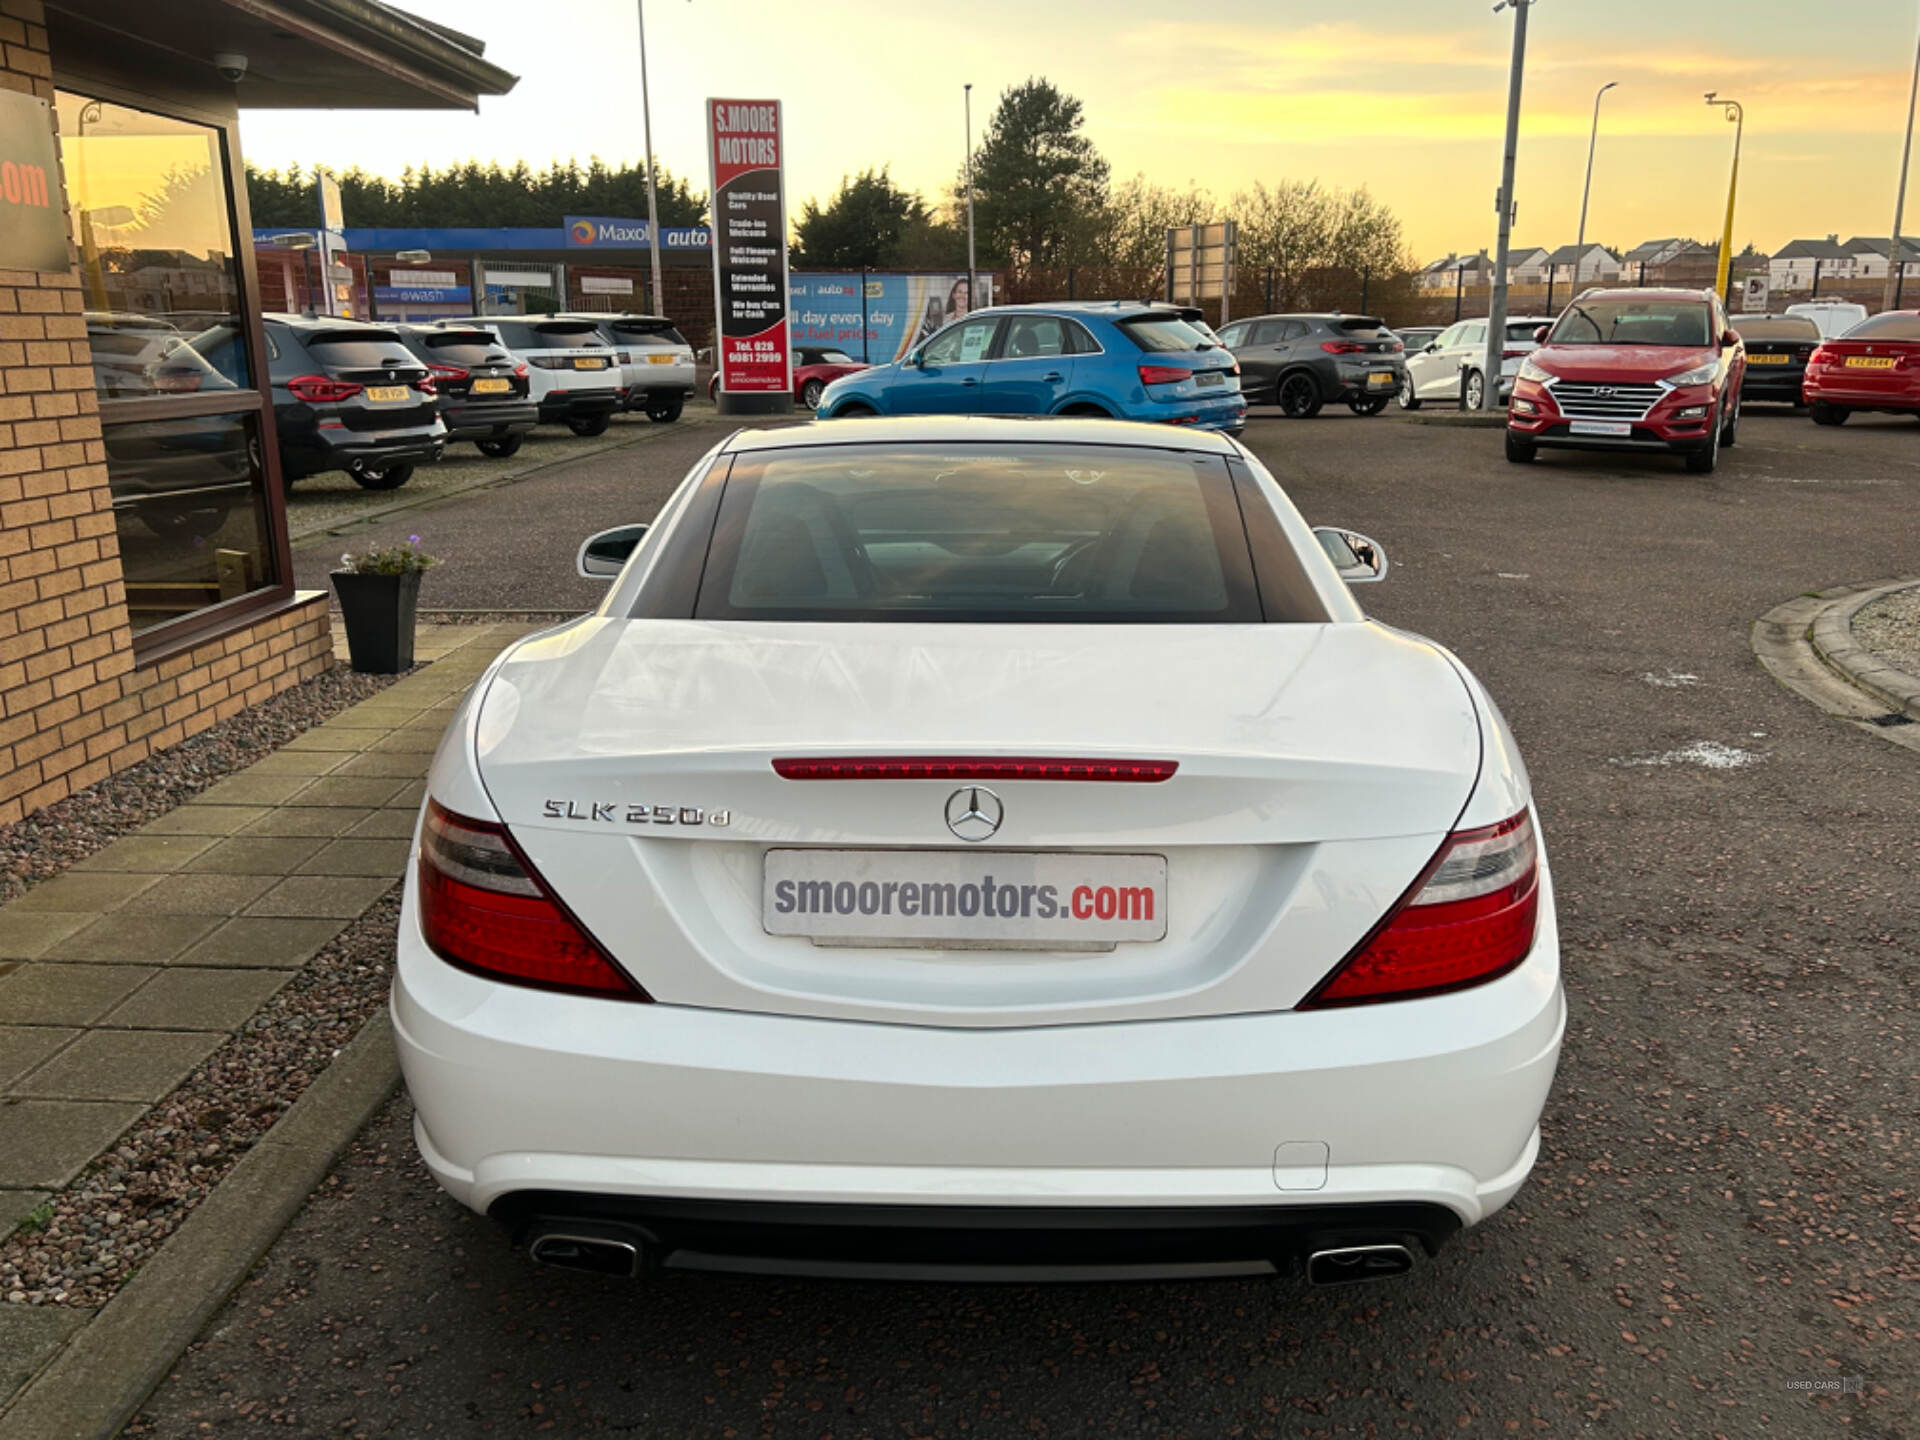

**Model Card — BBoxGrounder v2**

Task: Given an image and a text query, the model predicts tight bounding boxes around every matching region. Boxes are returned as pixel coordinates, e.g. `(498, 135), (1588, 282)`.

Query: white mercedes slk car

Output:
(394, 416), (1564, 1286)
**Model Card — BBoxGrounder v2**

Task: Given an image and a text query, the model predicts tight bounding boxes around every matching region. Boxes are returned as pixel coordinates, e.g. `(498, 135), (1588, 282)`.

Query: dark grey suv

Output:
(264, 316), (446, 489)
(1216, 314), (1408, 419)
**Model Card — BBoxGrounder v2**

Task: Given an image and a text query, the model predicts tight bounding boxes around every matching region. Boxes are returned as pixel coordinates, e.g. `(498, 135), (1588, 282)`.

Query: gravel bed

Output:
(1852, 583), (1920, 676)
(0, 665), (401, 908)
(0, 889), (401, 1309)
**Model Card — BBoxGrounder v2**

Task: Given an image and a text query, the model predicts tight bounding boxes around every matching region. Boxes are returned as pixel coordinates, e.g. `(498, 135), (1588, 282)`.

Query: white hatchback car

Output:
(394, 417), (1565, 1286)
(456, 316), (624, 436)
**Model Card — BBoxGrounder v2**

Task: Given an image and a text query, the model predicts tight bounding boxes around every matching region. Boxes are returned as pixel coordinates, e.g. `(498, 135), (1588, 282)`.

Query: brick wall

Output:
(0, 0), (332, 828)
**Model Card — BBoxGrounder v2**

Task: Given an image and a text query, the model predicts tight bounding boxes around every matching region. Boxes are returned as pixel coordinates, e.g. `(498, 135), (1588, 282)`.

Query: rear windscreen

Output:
(304, 332), (414, 367)
(529, 323), (608, 348)
(418, 332), (502, 365)
(1119, 316), (1217, 353)
(1335, 316), (1391, 335)
(1841, 312), (1920, 340)
(692, 444), (1262, 623)
(1732, 317), (1821, 342)
(1507, 321), (1547, 342)
(610, 320), (687, 347)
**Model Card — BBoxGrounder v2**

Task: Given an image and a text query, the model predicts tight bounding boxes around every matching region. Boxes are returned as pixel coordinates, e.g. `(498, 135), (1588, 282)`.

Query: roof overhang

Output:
(47, 0), (517, 110)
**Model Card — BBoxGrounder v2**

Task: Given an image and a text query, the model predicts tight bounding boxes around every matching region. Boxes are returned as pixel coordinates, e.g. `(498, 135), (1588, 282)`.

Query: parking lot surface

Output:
(135, 406), (1916, 1436)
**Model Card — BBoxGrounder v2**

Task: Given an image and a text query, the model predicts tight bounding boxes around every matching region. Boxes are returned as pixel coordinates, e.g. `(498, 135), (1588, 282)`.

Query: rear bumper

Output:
(1803, 375), (1920, 412)
(1324, 360), (1406, 400)
(441, 400), (537, 439)
(1739, 369), (1807, 403)
(394, 873), (1565, 1241)
(280, 425), (445, 477)
(536, 391), (621, 422)
(622, 380), (695, 409)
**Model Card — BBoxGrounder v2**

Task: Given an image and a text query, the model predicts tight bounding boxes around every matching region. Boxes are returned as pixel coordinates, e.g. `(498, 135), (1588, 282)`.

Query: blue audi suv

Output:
(815, 302), (1246, 433)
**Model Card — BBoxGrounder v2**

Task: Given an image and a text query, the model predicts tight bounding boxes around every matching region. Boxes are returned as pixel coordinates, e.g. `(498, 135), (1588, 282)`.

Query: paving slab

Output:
(329, 750), (435, 778)
(42, 913), (223, 966)
(100, 968), (292, 1031)
(0, 1303), (90, 1403)
(0, 1187), (51, 1238)
(385, 779), (428, 810)
(0, 1099), (146, 1187)
(364, 730), (441, 753)
(343, 809), (418, 839)
(280, 728), (374, 753)
(191, 773), (318, 807)
(0, 966), (157, 1027)
(0, 1027), (76, 1089)
(71, 836), (217, 873)
(288, 775), (413, 808)
(237, 749), (349, 778)
(174, 916), (344, 970)
(117, 872), (278, 916)
(234, 805), (373, 838)
(244, 874), (393, 919)
(183, 835), (327, 875)
(7, 873), (162, 914)
(295, 838), (411, 877)
(136, 805), (272, 837)
(0, 911), (95, 959)
(13, 1029), (225, 1103)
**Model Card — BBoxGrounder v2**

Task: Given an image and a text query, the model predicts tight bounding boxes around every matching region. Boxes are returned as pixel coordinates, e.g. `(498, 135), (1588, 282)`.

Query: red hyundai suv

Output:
(1505, 288), (1745, 474)
(1803, 309), (1920, 424)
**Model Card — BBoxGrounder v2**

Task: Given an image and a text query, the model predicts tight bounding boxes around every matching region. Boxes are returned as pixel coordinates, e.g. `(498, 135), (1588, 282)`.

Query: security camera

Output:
(213, 52), (248, 83)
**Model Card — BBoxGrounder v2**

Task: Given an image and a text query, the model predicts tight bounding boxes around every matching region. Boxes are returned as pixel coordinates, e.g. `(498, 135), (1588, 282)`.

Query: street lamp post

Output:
(1480, 0), (1535, 412)
(964, 84), (977, 307)
(1704, 92), (1744, 301)
(1883, 15), (1920, 314)
(637, 0), (666, 319)
(1575, 81), (1617, 277)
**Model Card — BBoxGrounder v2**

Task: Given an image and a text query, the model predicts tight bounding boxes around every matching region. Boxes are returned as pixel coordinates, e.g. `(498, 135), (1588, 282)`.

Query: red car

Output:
(1803, 310), (1920, 424)
(708, 346), (868, 412)
(1505, 288), (1745, 474)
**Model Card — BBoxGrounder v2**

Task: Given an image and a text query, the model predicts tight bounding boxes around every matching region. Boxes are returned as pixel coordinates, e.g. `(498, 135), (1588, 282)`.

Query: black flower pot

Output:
(331, 569), (423, 674)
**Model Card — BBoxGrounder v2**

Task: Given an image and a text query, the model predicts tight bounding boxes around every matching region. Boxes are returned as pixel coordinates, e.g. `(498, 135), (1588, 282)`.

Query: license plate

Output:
(1569, 420), (1632, 436)
(364, 385), (408, 403)
(1747, 353), (1789, 365)
(1367, 371), (1395, 387)
(471, 377), (510, 394)
(646, 353), (677, 365)
(1196, 370), (1224, 387)
(1845, 356), (1896, 369)
(764, 849), (1168, 948)
(573, 356), (607, 370)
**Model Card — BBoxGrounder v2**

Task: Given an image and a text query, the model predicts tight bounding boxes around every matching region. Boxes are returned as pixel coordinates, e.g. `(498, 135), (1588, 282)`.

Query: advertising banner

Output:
(789, 272), (995, 364)
(373, 284), (471, 306)
(0, 92), (69, 273)
(706, 98), (792, 401)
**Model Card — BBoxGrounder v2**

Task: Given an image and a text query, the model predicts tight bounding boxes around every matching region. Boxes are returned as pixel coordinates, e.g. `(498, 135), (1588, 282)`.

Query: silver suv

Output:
(552, 313), (695, 423)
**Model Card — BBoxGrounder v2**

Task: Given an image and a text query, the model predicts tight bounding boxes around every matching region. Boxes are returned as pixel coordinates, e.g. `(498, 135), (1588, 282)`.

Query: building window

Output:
(58, 89), (287, 645)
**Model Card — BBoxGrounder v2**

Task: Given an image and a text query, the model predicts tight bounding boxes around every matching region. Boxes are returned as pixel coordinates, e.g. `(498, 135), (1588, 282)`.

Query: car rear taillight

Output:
(1808, 345), (1833, 367)
(774, 756), (1177, 782)
(1320, 340), (1366, 355)
(1228, 360), (1241, 376)
(417, 802), (646, 1000)
(1300, 810), (1540, 1008)
(429, 362), (468, 383)
(513, 362), (530, 378)
(1389, 339), (1405, 353)
(1796, 344), (1815, 360)
(412, 374), (437, 395)
(1138, 364), (1191, 386)
(1502, 348), (1528, 359)
(617, 350), (632, 364)
(286, 374), (363, 404)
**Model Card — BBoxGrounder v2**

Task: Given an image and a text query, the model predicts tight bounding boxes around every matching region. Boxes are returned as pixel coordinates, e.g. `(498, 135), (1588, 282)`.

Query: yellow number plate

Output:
(1367, 371), (1394, 386)
(471, 378), (510, 394)
(1747, 353), (1789, 364)
(573, 356), (607, 370)
(646, 353), (677, 365)
(365, 385), (409, 403)
(1846, 356), (1897, 369)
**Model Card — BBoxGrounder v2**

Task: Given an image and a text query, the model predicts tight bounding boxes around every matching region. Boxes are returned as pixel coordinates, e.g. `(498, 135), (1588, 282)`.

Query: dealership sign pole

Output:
(707, 98), (793, 414)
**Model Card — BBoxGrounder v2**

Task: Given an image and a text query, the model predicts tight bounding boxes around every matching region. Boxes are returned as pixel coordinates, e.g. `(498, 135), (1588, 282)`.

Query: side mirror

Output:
(1533, 325), (1550, 344)
(1425, 341), (1441, 353)
(1720, 329), (1739, 348)
(1314, 526), (1388, 585)
(904, 350), (923, 369)
(576, 523), (649, 580)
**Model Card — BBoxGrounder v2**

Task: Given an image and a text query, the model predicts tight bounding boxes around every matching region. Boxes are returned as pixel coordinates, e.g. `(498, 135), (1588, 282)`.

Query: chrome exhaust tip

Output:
(527, 1229), (643, 1278)
(1305, 1243), (1416, 1286)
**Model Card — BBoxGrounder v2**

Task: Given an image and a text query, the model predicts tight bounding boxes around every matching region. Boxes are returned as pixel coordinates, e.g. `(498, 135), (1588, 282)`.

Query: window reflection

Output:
(107, 413), (278, 635)
(58, 91), (249, 398)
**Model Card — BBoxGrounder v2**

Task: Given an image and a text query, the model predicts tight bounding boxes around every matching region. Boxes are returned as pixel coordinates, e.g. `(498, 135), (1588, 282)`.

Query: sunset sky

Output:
(237, 0), (1920, 261)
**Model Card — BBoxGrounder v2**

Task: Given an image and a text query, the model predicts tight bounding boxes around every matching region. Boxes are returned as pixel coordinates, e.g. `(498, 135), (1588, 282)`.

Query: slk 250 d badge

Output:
(542, 800), (731, 827)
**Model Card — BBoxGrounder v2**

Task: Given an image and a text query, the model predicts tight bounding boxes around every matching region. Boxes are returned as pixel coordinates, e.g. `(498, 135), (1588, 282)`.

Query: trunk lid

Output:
(472, 618), (1483, 1027)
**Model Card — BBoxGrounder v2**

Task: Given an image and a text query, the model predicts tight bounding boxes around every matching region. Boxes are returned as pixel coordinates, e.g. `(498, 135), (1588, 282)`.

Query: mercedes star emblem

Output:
(944, 786), (1004, 843)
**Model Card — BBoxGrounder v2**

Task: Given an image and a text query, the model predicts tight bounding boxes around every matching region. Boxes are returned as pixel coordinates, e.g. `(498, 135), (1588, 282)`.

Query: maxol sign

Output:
(564, 216), (712, 250)
(0, 91), (69, 274)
